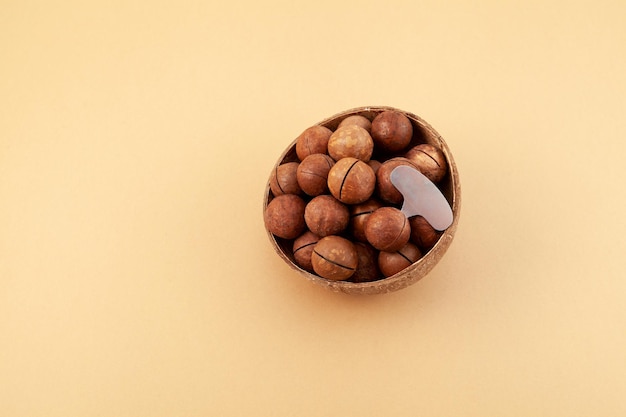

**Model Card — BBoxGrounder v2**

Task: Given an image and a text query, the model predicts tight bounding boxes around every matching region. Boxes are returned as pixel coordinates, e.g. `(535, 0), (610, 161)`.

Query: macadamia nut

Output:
(327, 157), (376, 204)
(264, 194), (306, 240)
(405, 143), (447, 183)
(311, 235), (358, 280)
(371, 110), (413, 153)
(378, 242), (422, 277)
(328, 125), (374, 162)
(304, 195), (349, 237)
(270, 162), (302, 196)
(364, 207), (410, 252)
(297, 154), (334, 196)
(296, 125), (332, 161)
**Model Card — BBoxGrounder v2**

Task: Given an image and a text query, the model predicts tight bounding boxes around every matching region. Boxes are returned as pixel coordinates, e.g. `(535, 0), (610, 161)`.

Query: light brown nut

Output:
(328, 125), (374, 162)
(311, 236), (358, 281)
(327, 157), (376, 204)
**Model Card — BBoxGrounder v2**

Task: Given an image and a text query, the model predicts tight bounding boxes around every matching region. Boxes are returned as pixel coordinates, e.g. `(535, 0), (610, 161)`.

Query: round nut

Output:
(264, 194), (306, 240)
(327, 125), (374, 162)
(349, 199), (383, 243)
(364, 207), (410, 252)
(296, 154), (334, 196)
(367, 159), (382, 176)
(327, 157), (376, 204)
(378, 242), (422, 277)
(409, 215), (442, 251)
(269, 162), (302, 196)
(376, 157), (419, 204)
(304, 195), (349, 237)
(351, 242), (381, 283)
(295, 125), (333, 161)
(338, 115), (372, 132)
(293, 231), (320, 272)
(311, 236), (358, 281)
(405, 143), (448, 183)
(371, 110), (413, 153)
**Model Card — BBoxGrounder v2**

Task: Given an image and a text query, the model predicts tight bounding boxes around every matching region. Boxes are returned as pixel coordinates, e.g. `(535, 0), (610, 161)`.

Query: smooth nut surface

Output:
(337, 115), (372, 132)
(264, 194), (306, 240)
(295, 125), (332, 160)
(349, 199), (383, 243)
(364, 206), (410, 252)
(293, 231), (320, 272)
(327, 157), (376, 204)
(405, 143), (448, 183)
(378, 242), (422, 277)
(311, 236), (358, 280)
(371, 110), (413, 153)
(269, 162), (301, 196)
(351, 242), (381, 283)
(409, 215), (442, 251)
(367, 159), (382, 176)
(376, 157), (419, 204)
(296, 153), (334, 196)
(304, 195), (349, 237)
(327, 125), (374, 161)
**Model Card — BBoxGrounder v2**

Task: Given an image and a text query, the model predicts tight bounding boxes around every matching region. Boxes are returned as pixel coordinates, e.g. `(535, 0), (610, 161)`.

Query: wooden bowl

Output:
(263, 106), (461, 295)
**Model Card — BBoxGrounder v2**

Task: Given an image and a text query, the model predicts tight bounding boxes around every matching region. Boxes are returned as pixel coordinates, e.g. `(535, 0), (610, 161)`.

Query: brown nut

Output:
(327, 125), (374, 162)
(304, 195), (349, 237)
(269, 162), (302, 196)
(371, 110), (413, 153)
(327, 157), (376, 204)
(293, 231), (320, 272)
(295, 125), (333, 161)
(364, 207), (410, 252)
(376, 157), (419, 204)
(349, 199), (383, 243)
(338, 115), (372, 132)
(296, 154), (334, 196)
(351, 242), (381, 283)
(367, 159), (382, 176)
(264, 194), (306, 239)
(409, 215), (442, 251)
(405, 144), (448, 184)
(378, 242), (422, 277)
(311, 235), (358, 280)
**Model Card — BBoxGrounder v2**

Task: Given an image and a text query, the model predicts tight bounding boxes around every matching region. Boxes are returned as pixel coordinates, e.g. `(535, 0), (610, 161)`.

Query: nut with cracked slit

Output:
(378, 242), (422, 277)
(364, 207), (410, 252)
(349, 199), (383, 243)
(311, 236), (358, 281)
(292, 231), (320, 272)
(327, 157), (375, 204)
(269, 162), (302, 196)
(405, 143), (447, 183)
(297, 154), (334, 196)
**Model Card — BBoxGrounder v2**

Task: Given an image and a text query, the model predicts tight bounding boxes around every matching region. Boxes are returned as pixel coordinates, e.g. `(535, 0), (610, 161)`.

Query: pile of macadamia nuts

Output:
(264, 109), (450, 283)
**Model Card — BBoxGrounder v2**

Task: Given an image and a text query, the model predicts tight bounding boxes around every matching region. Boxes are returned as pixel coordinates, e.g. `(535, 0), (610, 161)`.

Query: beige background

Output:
(1, 0), (625, 415)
